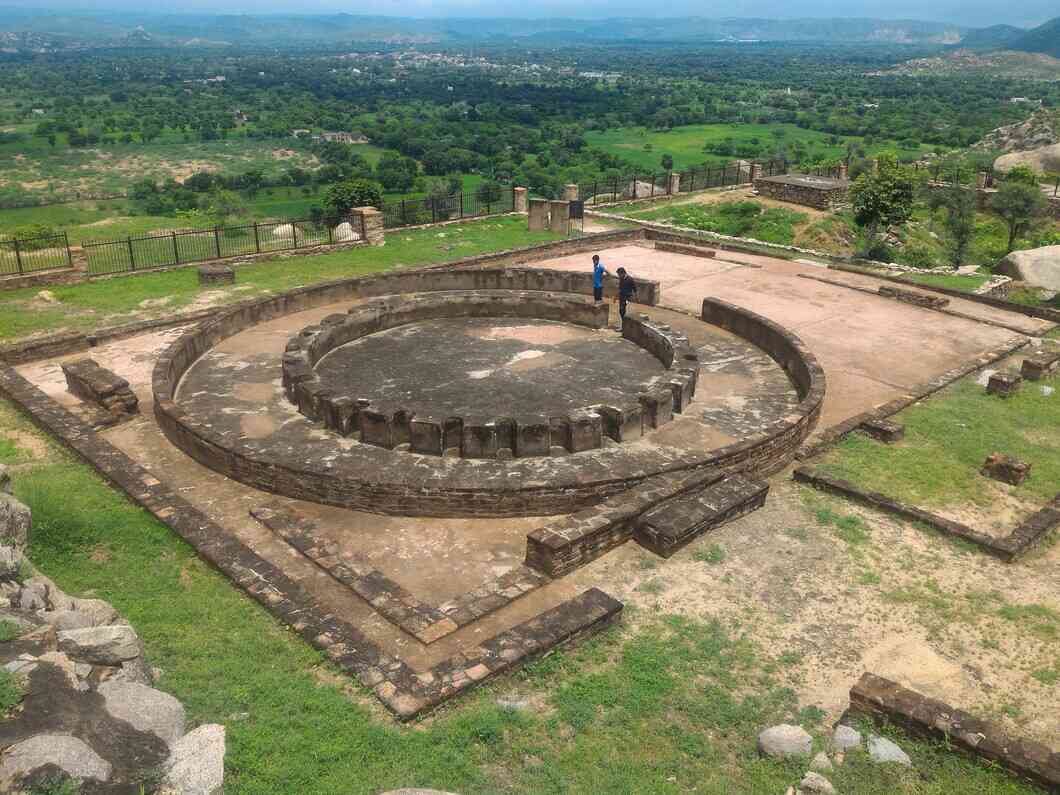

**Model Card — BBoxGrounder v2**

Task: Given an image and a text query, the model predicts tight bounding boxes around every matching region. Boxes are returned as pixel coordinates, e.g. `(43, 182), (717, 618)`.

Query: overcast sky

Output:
(18, 1), (1056, 30)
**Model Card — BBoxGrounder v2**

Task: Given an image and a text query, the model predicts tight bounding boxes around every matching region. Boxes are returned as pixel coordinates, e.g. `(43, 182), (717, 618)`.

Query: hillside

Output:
(1010, 16), (1060, 58)
(973, 109), (1060, 153)
(0, 11), (968, 48)
(958, 24), (1026, 51)
(878, 49), (1060, 80)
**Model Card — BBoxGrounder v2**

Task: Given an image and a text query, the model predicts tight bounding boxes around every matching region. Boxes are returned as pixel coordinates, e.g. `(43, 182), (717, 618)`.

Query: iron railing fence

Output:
(83, 215), (362, 275)
(0, 232), (72, 276)
(379, 188), (516, 229)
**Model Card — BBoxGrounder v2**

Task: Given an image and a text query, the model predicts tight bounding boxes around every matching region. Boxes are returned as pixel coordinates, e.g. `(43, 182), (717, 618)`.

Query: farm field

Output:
(586, 123), (934, 171)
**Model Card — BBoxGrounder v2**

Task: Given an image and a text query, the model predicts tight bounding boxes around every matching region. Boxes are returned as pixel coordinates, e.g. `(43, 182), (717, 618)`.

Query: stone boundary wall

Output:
(849, 673), (1060, 791)
(752, 174), (850, 210)
(0, 365), (624, 721)
(282, 294), (698, 459)
(794, 467), (1058, 562)
(797, 336), (1030, 460)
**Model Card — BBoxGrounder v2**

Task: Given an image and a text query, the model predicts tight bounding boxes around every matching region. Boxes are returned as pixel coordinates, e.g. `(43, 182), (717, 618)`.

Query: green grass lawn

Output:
(0, 398), (1041, 795)
(626, 200), (808, 246)
(896, 272), (993, 292)
(816, 372), (1060, 509)
(0, 215), (562, 342)
(585, 123), (932, 172)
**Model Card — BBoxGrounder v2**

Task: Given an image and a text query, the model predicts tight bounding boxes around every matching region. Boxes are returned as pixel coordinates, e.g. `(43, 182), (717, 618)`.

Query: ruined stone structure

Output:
(753, 173), (850, 210)
(61, 358), (138, 421)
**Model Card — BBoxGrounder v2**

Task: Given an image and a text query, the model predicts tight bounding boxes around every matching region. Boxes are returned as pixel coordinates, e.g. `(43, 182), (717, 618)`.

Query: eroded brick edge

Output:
(849, 672), (1060, 791)
(794, 467), (1059, 562)
(0, 363), (623, 720)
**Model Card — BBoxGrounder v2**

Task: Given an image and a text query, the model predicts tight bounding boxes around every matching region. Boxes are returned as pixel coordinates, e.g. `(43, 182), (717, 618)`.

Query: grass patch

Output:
(897, 272), (992, 292)
(0, 619), (23, 642)
(0, 216), (563, 342)
(815, 375), (1060, 508)
(0, 668), (23, 714)
(814, 504), (871, 546)
(691, 544), (726, 564)
(629, 200), (807, 245)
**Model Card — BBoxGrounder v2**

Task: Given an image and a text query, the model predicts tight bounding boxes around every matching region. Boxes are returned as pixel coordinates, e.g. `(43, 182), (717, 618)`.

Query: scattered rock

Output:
(57, 625), (142, 665)
(998, 246), (1060, 292)
(810, 751), (833, 772)
(0, 545), (21, 581)
(0, 733), (112, 787)
(70, 597), (120, 626)
(37, 651), (84, 690)
(118, 654), (155, 685)
(333, 222), (361, 243)
(35, 289), (59, 304)
(98, 679), (186, 747)
(867, 734), (912, 766)
(495, 696), (532, 711)
(0, 493), (31, 552)
(4, 653), (38, 675)
(800, 771), (836, 794)
(39, 609), (97, 631)
(832, 724), (863, 751)
(161, 724), (226, 795)
(0, 464), (10, 494)
(757, 724), (813, 758)
(16, 585), (46, 611)
(994, 143), (1060, 176)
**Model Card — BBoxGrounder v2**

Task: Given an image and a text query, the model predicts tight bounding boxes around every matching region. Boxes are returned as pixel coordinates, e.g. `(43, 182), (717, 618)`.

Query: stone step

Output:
(634, 474), (769, 557)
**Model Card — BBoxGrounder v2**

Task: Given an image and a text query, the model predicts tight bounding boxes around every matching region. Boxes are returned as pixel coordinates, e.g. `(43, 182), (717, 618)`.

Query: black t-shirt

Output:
(618, 274), (637, 299)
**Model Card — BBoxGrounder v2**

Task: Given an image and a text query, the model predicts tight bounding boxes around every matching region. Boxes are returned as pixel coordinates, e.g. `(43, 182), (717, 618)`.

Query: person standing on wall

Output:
(591, 254), (610, 303)
(616, 267), (639, 320)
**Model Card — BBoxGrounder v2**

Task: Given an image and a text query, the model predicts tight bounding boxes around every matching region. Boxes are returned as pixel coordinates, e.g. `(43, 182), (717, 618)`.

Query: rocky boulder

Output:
(160, 724), (226, 795)
(0, 464), (11, 494)
(97, 679), (186, 747)
(57, 625), (142, 665)
(994, 143), (1060, 176)
(867, 734), (912, 766)
(0, 493), (31, 552)
(0, 733), (112, 788)
(757, 724), (813, 758)
(997, 246), (1060, 291)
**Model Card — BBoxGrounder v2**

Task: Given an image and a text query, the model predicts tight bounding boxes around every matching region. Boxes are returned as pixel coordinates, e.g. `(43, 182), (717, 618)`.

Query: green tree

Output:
(849, 154), (916, 255)
(475, 179), (503, 205)
(322, 178), (383, 218)
(204, 189), (245, 227)
(990, 181), (1049, 253)
(660, 154), (674, 171)
(938, 186), (977, 269)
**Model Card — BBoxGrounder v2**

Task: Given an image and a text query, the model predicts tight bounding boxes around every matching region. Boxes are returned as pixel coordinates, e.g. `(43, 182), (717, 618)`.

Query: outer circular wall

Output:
(152, 267), (824, 517)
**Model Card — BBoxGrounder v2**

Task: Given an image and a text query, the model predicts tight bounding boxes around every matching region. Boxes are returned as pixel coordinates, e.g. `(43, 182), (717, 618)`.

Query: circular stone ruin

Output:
(153, 267), (823, 516)
(280, 290), (700, 458)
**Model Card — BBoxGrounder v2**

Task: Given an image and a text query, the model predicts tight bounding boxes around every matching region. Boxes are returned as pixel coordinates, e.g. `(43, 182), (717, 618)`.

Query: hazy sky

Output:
(18, 1), (1056, 29)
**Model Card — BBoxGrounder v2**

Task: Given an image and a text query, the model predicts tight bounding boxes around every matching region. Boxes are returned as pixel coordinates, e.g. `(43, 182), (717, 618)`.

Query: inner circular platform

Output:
(314, 317), (666, 418)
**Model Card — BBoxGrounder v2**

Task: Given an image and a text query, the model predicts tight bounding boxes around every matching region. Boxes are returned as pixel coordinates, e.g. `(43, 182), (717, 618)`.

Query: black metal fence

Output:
(576, 159), (789, 207)
(83, 215), (363, 275)
(380, 188), (516, 229)
(0, 232), (72, 276)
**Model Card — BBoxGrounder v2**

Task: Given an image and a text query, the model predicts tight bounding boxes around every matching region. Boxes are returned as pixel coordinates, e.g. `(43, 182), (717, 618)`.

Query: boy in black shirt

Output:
(616, 267), (638, 319)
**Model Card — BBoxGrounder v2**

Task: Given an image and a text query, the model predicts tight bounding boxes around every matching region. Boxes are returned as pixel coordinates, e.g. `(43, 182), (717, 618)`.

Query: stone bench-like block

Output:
(639, 389), (674, 429)
(410, 417), (444, 455)
(598, 404), (643, 442)
(568, 410), (603, 453)
(61, 358), (139, 420)
(859, 417), (905, 443)
(981, 453), (1030, 486)
(462, 420), (498, 459)
(878, 285), (949, 310)
(986, 372), (1022, 398)
(515, 416), (551, 458)
(1021, 353), (1060, 381)
(198, 264), (235, 287)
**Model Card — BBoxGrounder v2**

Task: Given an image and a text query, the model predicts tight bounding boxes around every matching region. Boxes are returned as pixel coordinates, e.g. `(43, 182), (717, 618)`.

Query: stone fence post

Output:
(562, 184), (579, 201)
(351, 207), (385, 246)
(513, 187), (528, 213)
(838, 163), (849, 181)
(750, 163), (763, 183)
(668, 173), (681, 195)
(976, 172), (988, 189)
(528, 198), (550, 231)
(549, 201), (570, 233)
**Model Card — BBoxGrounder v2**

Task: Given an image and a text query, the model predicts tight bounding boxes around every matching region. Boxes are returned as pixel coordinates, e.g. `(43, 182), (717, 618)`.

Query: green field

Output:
(585, 123), (933, 172)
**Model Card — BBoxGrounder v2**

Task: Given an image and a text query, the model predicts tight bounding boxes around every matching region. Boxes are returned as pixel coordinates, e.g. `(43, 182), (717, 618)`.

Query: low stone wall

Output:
(753, 174), (850, 210)
(877, 285), (950, 310)
(849, 673), (1060, 791)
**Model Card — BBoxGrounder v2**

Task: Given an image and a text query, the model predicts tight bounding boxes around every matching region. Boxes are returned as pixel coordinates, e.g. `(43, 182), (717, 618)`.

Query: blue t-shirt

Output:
(593, 261), (606, 288)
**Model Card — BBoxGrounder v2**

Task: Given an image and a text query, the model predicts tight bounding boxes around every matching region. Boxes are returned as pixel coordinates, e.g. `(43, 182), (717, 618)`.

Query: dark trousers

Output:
(619, 297), (629, 318)
(593, 285), (603, 302)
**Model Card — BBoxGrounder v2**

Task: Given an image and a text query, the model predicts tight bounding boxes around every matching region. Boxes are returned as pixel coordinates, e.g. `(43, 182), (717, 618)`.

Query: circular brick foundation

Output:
(153, 267), (823, 516)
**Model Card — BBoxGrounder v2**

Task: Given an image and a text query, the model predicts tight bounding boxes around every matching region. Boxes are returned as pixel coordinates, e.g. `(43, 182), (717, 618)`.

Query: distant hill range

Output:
(958, 17), (1060, 58)
(0, 10), (973, 49)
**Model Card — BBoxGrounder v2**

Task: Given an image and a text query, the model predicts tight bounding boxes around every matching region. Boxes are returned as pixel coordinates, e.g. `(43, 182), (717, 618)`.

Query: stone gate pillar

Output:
(838, 163), (849, 180)
(668, 173), (681, 195)
(351, 207), (385, 246)
(513, 187), (528, 213)
(750, 163), (763, 183)
(562, 184), (579, 201)
(528, 198), (550, 231)
(549, 201), (570, 233)
(976, 172), (988, 189)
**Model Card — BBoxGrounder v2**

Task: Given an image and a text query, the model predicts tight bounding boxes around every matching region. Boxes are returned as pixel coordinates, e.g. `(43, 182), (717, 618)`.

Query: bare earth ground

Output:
(10, 243), (1059, 747)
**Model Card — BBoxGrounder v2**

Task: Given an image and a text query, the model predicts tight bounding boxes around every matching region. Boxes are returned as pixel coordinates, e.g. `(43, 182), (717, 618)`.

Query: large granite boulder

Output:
(998, 246), (1060, 291)
(97, 680), (186, 747)
(0, 734), (112, 788)
(161, 724), (226, 795)
(0, 492), (31, 552)
(57, 625), (142, 665)
(994, 143), (1060, 176)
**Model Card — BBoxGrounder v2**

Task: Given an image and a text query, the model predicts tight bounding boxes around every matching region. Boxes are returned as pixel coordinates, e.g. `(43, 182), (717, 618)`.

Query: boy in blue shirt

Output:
(591, 254), (609, 302)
